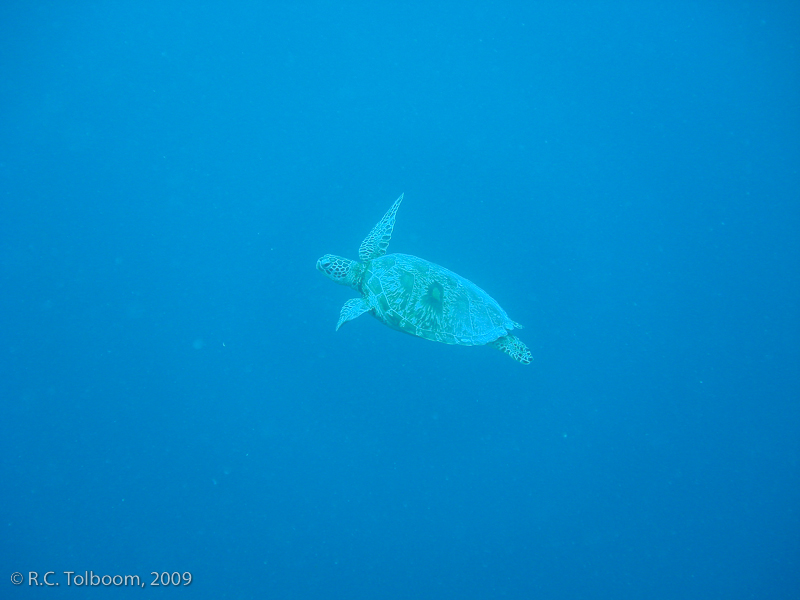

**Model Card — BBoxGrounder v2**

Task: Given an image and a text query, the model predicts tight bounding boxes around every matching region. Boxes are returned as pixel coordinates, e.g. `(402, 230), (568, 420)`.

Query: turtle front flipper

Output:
(490, 334), (532, 364)
(336, 298), (371, 331)
(359, 193), (404, 261)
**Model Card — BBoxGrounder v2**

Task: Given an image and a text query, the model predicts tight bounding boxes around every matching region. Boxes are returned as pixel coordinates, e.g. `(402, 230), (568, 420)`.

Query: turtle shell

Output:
(362, 253), (517, 346)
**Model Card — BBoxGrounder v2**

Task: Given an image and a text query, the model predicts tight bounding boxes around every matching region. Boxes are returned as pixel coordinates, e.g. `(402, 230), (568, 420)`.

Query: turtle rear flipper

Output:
(490, 334), (532, 364)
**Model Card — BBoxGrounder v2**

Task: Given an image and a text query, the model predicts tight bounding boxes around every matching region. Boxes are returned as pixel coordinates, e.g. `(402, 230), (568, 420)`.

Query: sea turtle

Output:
(316, 194), (532, 364)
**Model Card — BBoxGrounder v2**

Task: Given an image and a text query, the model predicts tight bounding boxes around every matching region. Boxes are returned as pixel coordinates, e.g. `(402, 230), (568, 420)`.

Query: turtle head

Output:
(316, 254), (364, 290)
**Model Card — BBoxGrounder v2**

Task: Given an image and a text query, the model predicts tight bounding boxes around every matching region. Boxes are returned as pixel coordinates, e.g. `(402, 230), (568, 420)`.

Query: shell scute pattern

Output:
(365, 254), (510, 347)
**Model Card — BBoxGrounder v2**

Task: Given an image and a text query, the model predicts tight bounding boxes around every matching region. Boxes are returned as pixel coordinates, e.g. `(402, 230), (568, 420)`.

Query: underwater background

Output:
(2, 1), (798, 598)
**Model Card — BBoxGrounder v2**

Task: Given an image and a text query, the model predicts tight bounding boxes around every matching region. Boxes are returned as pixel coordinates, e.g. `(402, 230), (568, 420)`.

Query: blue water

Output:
(2, 2), (798, 598)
